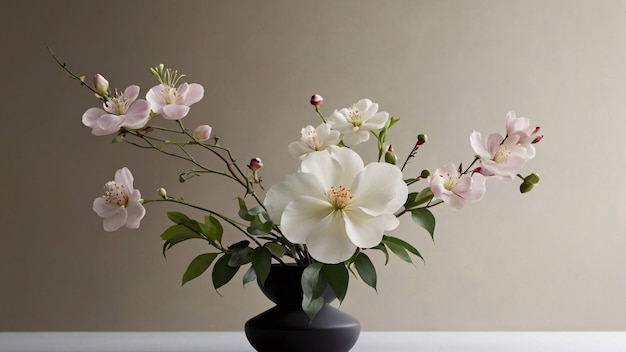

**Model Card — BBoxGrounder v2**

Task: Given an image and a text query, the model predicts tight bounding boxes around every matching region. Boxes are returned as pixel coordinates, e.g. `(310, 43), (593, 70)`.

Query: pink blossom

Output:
(249, 158), (263, 171)
(470, 131), (527, 182)
(310, 94), (324, 106)
(429, 163), (486, 209)
(505, 111), (543, 159)
(93, 167), (146, 231)
(82, 85), (151, 136)
(146, 83), (204, 120)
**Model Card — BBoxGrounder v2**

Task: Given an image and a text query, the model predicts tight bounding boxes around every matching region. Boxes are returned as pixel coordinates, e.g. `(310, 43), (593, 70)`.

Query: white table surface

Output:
(2, 332), (626, 352)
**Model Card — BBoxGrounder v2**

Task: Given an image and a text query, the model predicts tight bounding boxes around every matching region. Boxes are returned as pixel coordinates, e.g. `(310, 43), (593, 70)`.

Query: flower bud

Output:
(524, 173), (540, 184)
(179, 174), (186, 183)
(310, 94), (324, 106)
(249, 157), (263, 171)
(157, 188), (167, 198)
(384, 151), (397, 165)
(193, 125), (212, 141)
(417, 134), (427, 145)
(420, 169), (431, 178)
(520, 181), (534, 193)
(93, 74), (109, 96)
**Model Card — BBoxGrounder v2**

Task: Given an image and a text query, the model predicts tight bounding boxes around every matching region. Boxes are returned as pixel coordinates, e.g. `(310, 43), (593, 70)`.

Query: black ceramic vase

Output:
(244, 264), (361, 352)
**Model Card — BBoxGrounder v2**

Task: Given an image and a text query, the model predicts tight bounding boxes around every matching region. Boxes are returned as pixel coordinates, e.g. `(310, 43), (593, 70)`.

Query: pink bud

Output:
(532, 135), (544, 144)
(93, 74), (109, 95)
(249, 157), (263, 171)
(193, 125), (212, 141)
(310, 94), (324, 106)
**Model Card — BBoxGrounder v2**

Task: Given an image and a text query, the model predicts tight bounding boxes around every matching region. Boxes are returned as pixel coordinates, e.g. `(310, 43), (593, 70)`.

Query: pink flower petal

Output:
(162, 104), (190, 120)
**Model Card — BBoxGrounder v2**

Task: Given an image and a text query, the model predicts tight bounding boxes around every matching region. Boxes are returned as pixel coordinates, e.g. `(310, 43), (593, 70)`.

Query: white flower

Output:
(93, 167), (146, 232)
(327, 99), (389, 147)
(82, 85), (151, 136)
(429, 163), (486, 210)
(287, 123), (340, 159)
(146, 83), (204, 120)
(264, 148), (408, 264)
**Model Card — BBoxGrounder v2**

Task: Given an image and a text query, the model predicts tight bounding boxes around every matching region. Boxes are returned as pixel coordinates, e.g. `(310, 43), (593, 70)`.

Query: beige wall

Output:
(2, 0), (626, 331)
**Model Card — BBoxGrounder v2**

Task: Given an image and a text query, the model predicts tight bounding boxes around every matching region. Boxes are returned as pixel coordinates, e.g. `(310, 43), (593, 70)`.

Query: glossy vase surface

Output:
(244, 264), (360, 352)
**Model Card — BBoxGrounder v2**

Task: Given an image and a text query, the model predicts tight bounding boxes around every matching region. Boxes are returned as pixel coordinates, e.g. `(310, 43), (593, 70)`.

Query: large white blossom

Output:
(429, 163), (486, 210)
(93, 167), (146, 232)
(82, 85), (150, 136)
(326, 99), (389, 147)
(146, 82), (204, 120)
(264, 147), (408, 264)
(287, 123), (340, 159)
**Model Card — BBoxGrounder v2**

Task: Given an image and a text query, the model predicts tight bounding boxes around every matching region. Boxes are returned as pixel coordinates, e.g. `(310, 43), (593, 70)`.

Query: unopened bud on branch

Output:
(310, 94), (324, 106)
(420, 169), (431, 178)
(249, 157), (263, 171)
(157, 188), (167, 198)
(193, 125), (212, 141)
(417, 134), (427, 145)
(93, 74), (109, 96)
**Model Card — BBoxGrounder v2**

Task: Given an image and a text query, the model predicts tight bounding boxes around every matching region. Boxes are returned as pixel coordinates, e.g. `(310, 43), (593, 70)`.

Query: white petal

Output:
(146, 85), (166, 112)
(362, 111), (388, 129)
(343, 207), (386, 248)
(341, 130), (369, 147)
(182, 83), (204, 105)
(123, 85), (140, 102)
(93, 197), (118, 218)
(162, 104), (190, 120)
(470, 131), (489, 158)
(299, 151), (341, 191)
(306, 211), (357, 264)
(288, 141), (312, 159)
(351, 162), (407, 214)
(123, 100), (151, 129)
(281, 196), (334, 244)
(103, 208), (128, 232)
(125, 191), (146, 229)
(329, 148), (363, 187)
(263, 172), (326, 223)
(82, 107), (105, 128)
(115, 167), (135, 191)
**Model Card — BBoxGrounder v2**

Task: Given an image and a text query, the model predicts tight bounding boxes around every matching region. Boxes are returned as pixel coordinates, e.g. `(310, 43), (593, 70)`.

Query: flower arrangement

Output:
(52, 50), (543, 320)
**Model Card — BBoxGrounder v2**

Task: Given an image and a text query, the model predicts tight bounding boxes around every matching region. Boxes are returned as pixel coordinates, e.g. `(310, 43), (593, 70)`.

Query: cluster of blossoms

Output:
(54, 55), (542, 320)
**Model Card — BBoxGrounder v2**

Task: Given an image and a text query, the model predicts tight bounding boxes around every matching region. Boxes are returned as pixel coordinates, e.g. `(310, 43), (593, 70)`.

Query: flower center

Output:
(347, 106), (364, 129)
(305, 129), (324, 151)
(492, 145), (510, 163)
(160, 87), (178, 104)
(108, 90), (131, 115)
(325, 185), (353, 209)
(442, 173), (458, 191)
(104, 181), (129, 207)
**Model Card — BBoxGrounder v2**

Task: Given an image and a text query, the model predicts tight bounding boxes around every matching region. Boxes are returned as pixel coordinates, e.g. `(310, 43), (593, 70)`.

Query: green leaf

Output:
(242, 266), (257, 286)
(353, 253), (377, 291)
(321, 264), (349, 304)
(411, 208), (436, 241)
(237, 197), (255, 221)
(212, 254), (240, 291)
(229, 240), (250, 250)
(167, 212), (192, 224)
(385, 241), (412, 263)
(301, 263), (326, 321)
(383, 235), (424, 262)
(403, 192), (419, 208)
(182, 253), (218, 286)
(252, 247), (272, 285)
(228, 247), (253, 267)
(264, 242), (286, 258)
(413, 187), (434, 207)
(203, 216), (223, 244)
(247, 206), (266, 216)
(160, 224), (204, 241)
